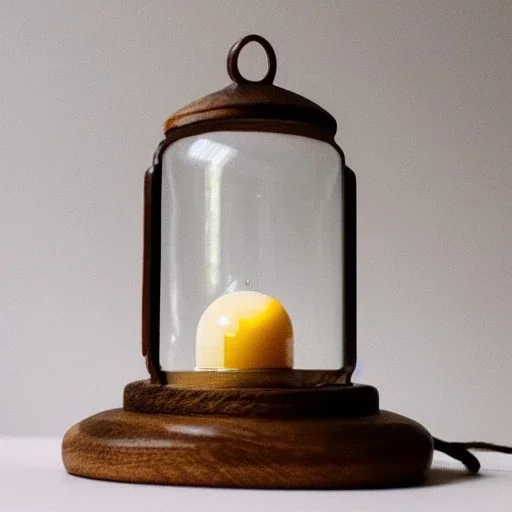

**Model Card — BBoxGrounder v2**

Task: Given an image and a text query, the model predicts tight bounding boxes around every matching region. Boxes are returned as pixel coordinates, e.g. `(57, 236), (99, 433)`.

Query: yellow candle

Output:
(196, 291), (293, 370)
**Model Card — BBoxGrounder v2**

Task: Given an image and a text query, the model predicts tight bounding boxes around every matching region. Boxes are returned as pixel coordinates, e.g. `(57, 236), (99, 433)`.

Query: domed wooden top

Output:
(163, 35), (337, 138)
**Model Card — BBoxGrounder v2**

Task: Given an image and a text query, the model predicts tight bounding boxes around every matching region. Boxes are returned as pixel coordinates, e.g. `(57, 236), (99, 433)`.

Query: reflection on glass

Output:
(187, 139), (237, 296)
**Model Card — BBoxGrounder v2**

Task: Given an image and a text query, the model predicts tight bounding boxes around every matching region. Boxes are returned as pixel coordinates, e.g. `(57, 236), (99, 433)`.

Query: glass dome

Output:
(159, 131), (343, 371)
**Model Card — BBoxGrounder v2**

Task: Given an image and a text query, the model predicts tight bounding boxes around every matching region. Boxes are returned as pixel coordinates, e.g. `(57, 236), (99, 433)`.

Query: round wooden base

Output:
(63, 408), (433, 489)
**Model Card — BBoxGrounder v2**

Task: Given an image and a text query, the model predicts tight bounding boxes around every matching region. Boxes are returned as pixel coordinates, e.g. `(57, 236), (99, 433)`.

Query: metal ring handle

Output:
(227, 34), (277, 85)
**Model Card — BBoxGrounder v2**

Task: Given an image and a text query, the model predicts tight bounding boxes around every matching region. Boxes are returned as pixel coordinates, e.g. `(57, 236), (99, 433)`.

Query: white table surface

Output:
(1, 437), (511, 512)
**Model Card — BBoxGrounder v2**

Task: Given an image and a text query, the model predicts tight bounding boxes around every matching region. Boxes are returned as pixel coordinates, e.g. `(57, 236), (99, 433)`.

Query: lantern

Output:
(63, 35), (433, 488)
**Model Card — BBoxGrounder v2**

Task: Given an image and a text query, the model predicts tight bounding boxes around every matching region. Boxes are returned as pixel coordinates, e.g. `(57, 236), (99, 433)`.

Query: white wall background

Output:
(1, 1), (510, 443)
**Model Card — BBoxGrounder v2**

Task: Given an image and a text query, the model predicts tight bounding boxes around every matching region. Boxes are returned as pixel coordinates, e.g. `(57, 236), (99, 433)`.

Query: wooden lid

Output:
(163, 34), (337, 137)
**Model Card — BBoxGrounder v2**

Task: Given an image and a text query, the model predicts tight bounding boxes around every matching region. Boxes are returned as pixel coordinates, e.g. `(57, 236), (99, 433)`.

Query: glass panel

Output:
(160, 131), (342, 370)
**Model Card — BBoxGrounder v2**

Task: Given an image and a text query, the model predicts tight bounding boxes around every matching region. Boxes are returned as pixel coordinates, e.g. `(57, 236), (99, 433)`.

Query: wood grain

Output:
(124, 380), (379, 418)
(164, 369), (351, 389)
(62, 408), (433, 488)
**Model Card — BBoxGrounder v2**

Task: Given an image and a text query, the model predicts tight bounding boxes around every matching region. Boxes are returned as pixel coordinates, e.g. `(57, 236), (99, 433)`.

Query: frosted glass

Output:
(160, 131), (343, 370)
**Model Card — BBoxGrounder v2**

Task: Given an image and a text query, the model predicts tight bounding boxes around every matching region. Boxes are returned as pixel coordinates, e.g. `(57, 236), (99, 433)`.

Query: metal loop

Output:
(227, 34), (277, 85)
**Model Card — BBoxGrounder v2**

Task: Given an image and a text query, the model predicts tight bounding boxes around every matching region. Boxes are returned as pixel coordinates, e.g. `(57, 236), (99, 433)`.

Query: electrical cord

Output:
(433, 437), (512, 474)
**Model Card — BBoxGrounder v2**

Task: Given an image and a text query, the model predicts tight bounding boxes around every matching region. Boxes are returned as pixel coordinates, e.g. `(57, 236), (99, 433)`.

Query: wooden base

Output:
(63, 408), (433, 489)
(124, 380), (380, 418)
